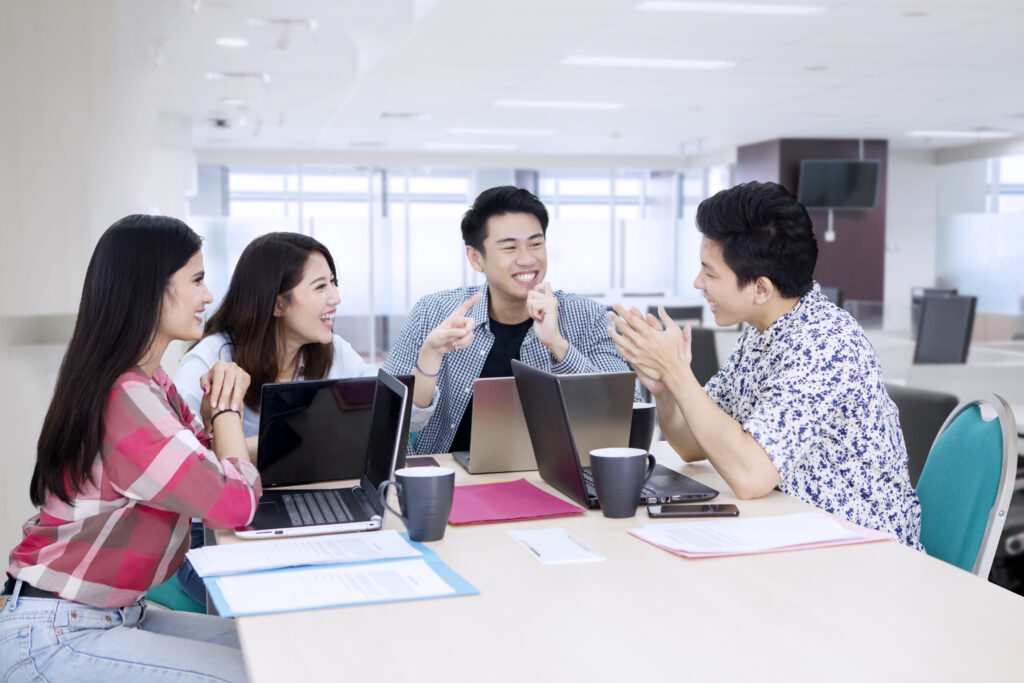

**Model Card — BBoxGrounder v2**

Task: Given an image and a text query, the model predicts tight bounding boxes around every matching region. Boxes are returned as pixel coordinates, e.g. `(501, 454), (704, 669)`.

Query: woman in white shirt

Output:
(173, 232), (474, 603)
(175, 232), (451, 437)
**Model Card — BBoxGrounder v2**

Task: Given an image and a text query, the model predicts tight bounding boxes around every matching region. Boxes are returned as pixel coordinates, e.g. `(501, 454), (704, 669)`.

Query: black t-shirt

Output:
(449, 317), (534, 452)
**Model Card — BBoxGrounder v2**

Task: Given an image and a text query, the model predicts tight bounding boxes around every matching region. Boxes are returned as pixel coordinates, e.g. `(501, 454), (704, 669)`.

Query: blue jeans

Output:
(0, 582), (248, 682)
(175, 521), (209, 605)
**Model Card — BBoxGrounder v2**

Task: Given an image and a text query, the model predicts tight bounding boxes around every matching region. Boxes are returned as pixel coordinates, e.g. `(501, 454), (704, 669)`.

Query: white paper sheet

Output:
(509, 528), (605, 564)
(210, 559), (455, 614)
(632, 512), (860, 553)
(187, 529), (421, 577)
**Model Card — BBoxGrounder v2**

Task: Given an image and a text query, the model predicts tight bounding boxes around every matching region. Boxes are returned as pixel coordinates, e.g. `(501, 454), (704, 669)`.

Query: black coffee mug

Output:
(628, 402), (657, 452)
(377, 467), (455, 542)
(589, 447), (656, 518)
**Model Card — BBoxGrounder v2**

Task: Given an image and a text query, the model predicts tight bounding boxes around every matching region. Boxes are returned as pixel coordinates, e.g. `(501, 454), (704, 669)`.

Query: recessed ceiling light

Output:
(205, 71), (270, 85)
(906, 130), (1013, 139)
(804, 65), (829, 71)
(449, 127), (554, 136)
(349, 141), (387, 148)
(423, 142), (520, 151)
(636, 2), (827, 16)
(220, 97), (247, 107)
(215, 37), (249, 48)
(563, 56), (734, 70)
(494, 99), (624, 110)
(380, 112), (431, 121)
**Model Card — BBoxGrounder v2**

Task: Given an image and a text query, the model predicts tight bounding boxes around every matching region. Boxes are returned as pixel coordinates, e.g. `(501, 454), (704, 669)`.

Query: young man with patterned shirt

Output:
(609, 181), (922, 549)
(384, 185), (634, 456)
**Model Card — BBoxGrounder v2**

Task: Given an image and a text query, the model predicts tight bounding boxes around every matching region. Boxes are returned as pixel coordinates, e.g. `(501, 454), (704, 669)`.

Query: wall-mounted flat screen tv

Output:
(797, 159), (881, 210)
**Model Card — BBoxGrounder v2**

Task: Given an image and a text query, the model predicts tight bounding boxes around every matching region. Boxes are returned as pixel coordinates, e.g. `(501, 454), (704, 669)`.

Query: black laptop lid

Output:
(510, 360), (592, 506)
(257, 373), (414, 488)
(360, 370), (410, 516)
(258, 377), (376, 486)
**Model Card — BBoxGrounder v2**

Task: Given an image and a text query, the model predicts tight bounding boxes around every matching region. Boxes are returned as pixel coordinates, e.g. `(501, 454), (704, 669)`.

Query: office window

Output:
(198, 163), (731, 357)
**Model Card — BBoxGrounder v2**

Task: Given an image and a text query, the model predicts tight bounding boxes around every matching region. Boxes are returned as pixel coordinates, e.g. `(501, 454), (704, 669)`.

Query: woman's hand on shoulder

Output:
(199, 361), (249, 430)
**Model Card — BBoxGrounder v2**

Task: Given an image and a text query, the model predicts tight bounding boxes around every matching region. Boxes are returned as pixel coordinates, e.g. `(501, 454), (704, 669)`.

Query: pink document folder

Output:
(448, 478), (585, 525)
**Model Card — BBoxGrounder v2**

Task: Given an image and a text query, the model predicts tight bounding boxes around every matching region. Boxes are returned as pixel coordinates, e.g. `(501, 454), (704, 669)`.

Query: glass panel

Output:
(558, 204), (611, 221)
(558, 178), (610, 196)
(997, 193), (1024, 212)
(229, 200), (289, 218)
(408, 202), (467, 302)
(998, 156), (1024, 185)
(614, 178), (642, 197)
(305, 201), (370, 219)
(301, 174), (369, 194)
(388, 175), (407, 195)
(621, 218), (674, 294)
(546, 218), (610, 296)
(408, 177), (469, 195)
(229, 173), (285, 193)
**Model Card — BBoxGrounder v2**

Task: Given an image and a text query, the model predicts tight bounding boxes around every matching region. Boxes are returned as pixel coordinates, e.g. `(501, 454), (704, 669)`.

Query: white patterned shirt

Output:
(705, 283), (923, 549)
(383, 284), (636, 455)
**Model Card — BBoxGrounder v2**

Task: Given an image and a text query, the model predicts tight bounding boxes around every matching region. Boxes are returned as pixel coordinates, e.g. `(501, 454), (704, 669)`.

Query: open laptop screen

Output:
(362, 370), (410, 514)
(258, 377), (376, 487)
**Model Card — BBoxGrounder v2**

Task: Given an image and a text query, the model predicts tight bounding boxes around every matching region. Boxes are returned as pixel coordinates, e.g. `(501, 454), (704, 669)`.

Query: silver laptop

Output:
(511, 360), (718, 508)
(452, 377), (537, 474)
(235, 370), (408, 539)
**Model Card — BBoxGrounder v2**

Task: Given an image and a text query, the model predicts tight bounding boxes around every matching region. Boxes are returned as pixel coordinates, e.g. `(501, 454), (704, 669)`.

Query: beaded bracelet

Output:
(414, 361), (441, 378)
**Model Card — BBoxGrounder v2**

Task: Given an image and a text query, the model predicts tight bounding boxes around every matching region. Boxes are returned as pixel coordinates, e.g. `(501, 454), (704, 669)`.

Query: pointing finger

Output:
(451, 293), (482, 320)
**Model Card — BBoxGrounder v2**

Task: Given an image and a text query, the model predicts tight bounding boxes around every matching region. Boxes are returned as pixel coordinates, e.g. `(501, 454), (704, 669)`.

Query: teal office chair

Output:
(146, 576), (206, 613)
(915, 393), (1017, 577)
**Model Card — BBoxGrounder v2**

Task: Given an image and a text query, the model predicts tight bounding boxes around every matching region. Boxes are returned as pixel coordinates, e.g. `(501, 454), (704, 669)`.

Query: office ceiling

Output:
(150, 0), (1024, 158)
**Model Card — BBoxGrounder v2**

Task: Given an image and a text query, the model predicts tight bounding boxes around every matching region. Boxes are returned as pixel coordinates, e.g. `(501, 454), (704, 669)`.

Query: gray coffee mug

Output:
(589, 447), (656, 518)
(628, 402), (657, 452)
(377, 467), (455, 542)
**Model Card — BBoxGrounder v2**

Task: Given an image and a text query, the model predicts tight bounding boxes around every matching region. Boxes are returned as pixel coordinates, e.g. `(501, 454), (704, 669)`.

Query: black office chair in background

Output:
(648, 305), (703, 326)
(913, 294), (977, 364)
(910, 286), (958, 338)
(689, 328), (720, 386)
(820, 286), (843, 307)
(885, 384), (960, 488)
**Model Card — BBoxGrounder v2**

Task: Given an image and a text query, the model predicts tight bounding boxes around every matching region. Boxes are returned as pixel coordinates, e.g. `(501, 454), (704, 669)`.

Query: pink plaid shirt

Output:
(7, 367), (262, 607)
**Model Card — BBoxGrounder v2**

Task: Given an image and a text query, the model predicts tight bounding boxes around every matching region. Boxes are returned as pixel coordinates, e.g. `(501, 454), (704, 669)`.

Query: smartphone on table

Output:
(647, 503), (739, 518)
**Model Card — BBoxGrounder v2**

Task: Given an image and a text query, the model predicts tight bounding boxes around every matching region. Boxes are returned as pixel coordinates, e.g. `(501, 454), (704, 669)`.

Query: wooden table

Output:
(219, 442), (1024, 682)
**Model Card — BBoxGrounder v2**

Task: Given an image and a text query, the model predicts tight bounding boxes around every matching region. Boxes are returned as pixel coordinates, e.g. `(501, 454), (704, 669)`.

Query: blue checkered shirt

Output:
(383, 284), (636, 455)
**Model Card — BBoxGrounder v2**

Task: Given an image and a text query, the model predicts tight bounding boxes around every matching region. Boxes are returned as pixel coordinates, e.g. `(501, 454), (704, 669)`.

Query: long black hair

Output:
(31, 215), (203, 506)
(200, 232), (337, 412)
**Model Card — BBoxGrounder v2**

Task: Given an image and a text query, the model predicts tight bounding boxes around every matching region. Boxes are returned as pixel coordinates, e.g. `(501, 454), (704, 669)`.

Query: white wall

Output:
(0, 1), (195, 553)
(883, 150), (939, 330)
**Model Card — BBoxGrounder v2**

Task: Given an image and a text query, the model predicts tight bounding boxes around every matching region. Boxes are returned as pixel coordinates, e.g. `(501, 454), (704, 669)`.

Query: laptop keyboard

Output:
(580, 468), (658, 497)
(281, 490), (355, 526)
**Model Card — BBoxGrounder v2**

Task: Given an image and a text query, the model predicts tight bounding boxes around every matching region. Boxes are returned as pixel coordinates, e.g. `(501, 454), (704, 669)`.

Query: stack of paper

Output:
(188, 530), (477, 616)
(448, 478), (585, 525)
(630, 511), (893, 558)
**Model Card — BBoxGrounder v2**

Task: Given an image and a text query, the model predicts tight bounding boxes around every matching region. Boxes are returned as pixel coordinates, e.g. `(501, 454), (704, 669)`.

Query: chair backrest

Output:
(913, 294), (976, 364)
(910, 287), (958, 338)
(885, 384), (959, 488)
(819, 286), (843, 307)
(915, 393), (1017, 576)
(689, 328), (720, 386)
(650, 304), (703, 326)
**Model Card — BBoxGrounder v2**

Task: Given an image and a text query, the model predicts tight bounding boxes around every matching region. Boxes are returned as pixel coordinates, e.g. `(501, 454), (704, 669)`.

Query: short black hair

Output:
(461, 186), (549, 252)
(695, 181), (818, 299)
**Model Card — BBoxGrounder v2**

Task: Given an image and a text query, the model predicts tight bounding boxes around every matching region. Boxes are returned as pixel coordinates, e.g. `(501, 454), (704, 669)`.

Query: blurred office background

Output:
(2, 0), (1023, 582)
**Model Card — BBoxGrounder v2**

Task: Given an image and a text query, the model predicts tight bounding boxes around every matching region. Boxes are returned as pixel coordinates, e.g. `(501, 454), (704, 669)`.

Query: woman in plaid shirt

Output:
(1, 215), (261, 682)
